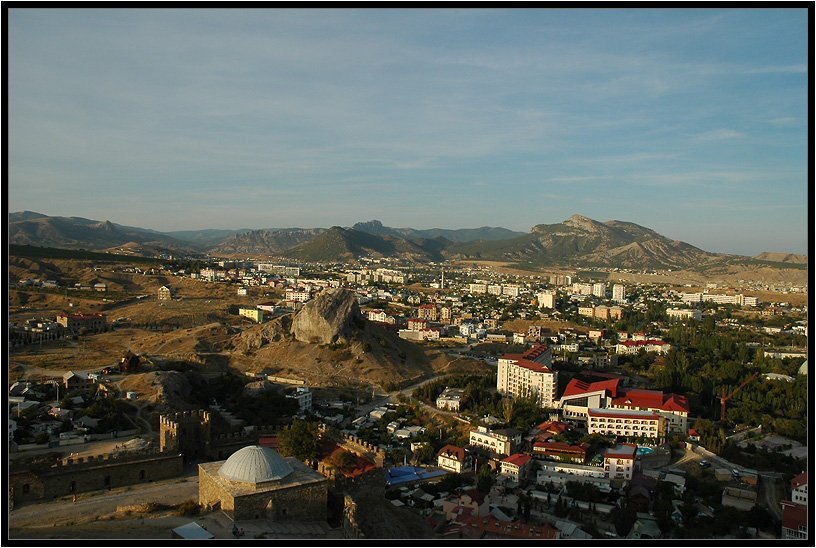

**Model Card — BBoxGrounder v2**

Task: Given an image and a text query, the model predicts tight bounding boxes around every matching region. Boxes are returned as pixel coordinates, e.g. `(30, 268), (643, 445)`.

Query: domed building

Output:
(198, 445), (328, 522)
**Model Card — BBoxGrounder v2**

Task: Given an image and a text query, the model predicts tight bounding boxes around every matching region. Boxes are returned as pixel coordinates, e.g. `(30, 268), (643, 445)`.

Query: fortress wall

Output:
(10, 450), (183, 503)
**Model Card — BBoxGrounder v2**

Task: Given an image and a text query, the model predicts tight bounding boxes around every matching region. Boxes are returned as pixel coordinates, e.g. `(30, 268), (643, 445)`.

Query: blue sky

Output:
(7, 8), (809, 256)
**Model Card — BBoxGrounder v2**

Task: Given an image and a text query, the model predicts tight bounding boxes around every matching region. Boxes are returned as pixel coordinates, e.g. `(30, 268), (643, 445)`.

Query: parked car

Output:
(699, 460), (711, 468)
(732, 468), (740, 476)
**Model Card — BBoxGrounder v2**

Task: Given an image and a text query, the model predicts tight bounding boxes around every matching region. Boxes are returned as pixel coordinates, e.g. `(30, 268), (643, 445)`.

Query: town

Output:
(8, 251), (808, 540)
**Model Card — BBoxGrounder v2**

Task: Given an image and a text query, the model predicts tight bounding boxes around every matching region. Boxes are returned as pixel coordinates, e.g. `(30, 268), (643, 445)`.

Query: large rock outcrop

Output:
(291, 288), (360, 345)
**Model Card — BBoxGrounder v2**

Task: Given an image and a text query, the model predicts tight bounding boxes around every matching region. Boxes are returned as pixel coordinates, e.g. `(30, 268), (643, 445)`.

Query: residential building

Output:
(612, 284), (626, 303)
(468, 283), (487, 294)
(666, 308), (702, 322)
(238, 306), (264, 323)
(532, 441), (590, 464)
(408, 318), (429, 331)
(468, 426), (522, 457)
(572, 283), (593, 295)
(502, 285), (520, 297)
(417, 304), (438, 321)
(497, 343), (557, 409)
(592, 283), (606, 298)
(500, 454), (532, 483)
(284, 288), (311, 303)
(781, 502), (807, 540)
(286, 387), (313, 413)
(536, 290), (556, 309)
(616, 339), (671, 355)
(791, 472), (808, 505)
(56, 312), (106, 333)
(604, 443), (637, 481)
(437, 445), (472, 474)
(436, 387), (466, 412)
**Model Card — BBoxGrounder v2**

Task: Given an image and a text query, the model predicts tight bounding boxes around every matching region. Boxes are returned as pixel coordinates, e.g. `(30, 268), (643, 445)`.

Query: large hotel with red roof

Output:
(558, 376), (689, 439)
(496, 342), (689, 441)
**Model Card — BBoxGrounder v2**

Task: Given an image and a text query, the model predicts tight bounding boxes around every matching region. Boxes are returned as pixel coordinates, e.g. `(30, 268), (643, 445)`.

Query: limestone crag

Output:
(291, 288), (360, 345)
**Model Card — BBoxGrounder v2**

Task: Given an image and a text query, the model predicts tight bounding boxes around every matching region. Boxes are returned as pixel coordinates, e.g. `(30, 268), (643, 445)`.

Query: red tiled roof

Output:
(502, 453), (532, 466)
(535, 420), (571, 434)
(532, 441), (590, 455)
(438, 444), (466, 461)
(562, 377), (621, 398)
(792, 471), (808, 490)
(619, 339), (666, 347)
(782, 504), (807, 531)
(521, 343), (549, 360)
(610, 389), (690, 413)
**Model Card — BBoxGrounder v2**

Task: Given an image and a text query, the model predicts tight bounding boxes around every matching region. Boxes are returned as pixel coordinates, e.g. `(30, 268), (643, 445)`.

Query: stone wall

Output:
(320, 424), (387, 467)
(10, 450), (183, 503)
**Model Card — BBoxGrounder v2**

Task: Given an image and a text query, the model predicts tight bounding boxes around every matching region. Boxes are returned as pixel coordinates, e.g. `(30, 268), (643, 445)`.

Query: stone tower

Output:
(159, 410), (212, 463)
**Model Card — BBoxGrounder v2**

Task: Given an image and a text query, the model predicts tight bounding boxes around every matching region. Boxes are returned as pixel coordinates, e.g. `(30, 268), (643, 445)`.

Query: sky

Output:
(7, 8), (810, 256)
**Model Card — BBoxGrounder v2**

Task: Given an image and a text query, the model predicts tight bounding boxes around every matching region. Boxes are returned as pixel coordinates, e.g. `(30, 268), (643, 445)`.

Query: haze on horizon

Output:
(7, 8), (809, 257)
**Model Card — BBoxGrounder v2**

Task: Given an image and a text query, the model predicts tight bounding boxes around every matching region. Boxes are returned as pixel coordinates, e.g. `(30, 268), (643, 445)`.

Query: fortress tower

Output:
(159, 410), (212, 463)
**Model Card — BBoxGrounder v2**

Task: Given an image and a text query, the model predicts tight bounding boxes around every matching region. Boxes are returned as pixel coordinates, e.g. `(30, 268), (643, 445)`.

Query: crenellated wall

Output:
(9, 449), (183, 504)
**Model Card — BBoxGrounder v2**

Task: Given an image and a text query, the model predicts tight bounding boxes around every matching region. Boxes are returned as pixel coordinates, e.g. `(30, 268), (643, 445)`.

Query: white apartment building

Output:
(286, 387), (313, 413)
(487, 284), (503, 296)
(666, 308), (702, 322)
(592, 283), (606, 298)
(500, 454), (532, 483)
(502, 285), (520, 297)
(497, 343), (557, 409)
(437, 388), (466, 411)
(572, 283), (593, 295)
(586, 408), (665, 442)
(468, 283), (487, 294)
(604, 444), (637, 481)
(285, 287), (312, 303)
(536, 291), (556, 309)
(612, 284), (626, 303)
(616, 339), (671, 355)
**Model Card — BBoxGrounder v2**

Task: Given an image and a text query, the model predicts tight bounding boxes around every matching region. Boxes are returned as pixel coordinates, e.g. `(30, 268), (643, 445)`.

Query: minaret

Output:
(441, 269), (444, 290)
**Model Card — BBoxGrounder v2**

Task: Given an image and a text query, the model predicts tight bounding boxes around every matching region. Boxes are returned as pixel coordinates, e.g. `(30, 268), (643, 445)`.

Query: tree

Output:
(477, 463), (494, 494)
(330, 450), (358, 474)
(276, 419), (321, 462)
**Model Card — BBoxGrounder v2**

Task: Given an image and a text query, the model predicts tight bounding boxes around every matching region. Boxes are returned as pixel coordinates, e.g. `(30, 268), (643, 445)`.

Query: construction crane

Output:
(719, 371), (759, 422)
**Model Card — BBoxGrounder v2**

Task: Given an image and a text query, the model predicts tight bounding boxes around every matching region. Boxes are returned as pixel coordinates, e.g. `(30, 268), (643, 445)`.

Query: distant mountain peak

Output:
(562, 214), (603, 231)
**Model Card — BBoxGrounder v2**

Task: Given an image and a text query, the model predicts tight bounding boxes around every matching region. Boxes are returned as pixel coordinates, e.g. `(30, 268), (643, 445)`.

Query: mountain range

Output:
(7, 211), (807, 271)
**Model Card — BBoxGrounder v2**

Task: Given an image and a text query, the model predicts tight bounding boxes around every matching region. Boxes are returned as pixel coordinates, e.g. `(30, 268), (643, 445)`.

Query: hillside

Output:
(8, 211), (807, 273)
(446, 214), (722, 270)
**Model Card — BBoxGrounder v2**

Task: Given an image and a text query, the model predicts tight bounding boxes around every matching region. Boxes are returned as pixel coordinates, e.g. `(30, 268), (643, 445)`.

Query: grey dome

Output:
(218, 445), (293, 484)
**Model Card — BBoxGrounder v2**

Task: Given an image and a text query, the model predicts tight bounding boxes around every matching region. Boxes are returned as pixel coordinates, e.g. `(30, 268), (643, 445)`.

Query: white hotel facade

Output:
(497, 343), (558, 409)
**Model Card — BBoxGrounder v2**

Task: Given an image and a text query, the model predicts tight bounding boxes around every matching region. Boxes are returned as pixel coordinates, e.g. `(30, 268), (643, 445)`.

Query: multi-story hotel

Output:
(497, 343), (557, 409)
(559, 377), (688, 435)
(586, 408), (665, 442)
